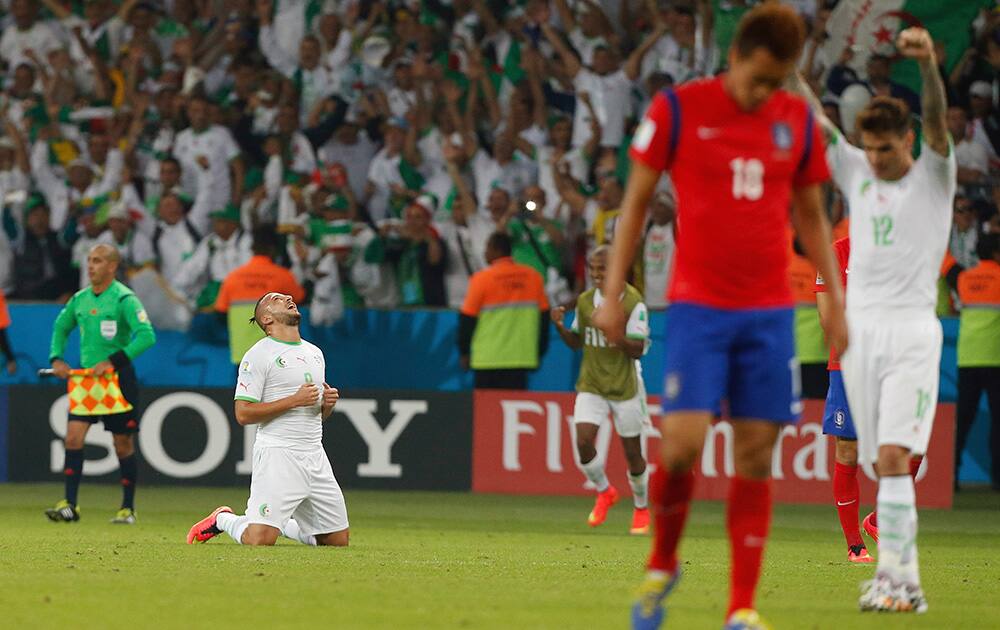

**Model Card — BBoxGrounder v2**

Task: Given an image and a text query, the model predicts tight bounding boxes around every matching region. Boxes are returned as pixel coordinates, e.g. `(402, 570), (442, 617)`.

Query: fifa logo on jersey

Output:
(584, 327), (608, 347)
(771, 122), (793, 151)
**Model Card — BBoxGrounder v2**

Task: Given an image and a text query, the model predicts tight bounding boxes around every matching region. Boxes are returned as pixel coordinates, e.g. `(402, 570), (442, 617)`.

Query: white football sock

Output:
(581, 456), (610, 492)
(282, 518), (317, 546)
(629, 468), (649, 509)
(876, 474), (920, 585)
(216, 511), (250, 545)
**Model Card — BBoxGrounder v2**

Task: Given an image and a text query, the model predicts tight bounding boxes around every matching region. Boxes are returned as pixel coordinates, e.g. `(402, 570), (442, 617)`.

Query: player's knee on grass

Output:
(242, 525), (281, 546)
(835, 438), (858, 466)
(315, 529), (349, 547)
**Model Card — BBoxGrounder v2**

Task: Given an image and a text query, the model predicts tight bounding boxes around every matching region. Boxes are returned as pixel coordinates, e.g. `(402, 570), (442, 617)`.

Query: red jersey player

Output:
(593, 5), (848, 630)
(815, 237), (872, 561)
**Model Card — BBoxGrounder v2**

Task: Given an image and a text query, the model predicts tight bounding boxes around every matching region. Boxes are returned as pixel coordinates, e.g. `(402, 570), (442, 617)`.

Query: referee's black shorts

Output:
(67, 363), (140, 435)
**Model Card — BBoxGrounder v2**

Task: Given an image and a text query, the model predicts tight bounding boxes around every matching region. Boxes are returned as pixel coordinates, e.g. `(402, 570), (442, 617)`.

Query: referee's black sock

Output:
(64, 449), (84, 507)
(118, 455), (137, 510)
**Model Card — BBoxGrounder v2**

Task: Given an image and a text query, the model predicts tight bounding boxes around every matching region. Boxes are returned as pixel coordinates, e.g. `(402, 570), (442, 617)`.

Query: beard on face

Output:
(274, 310), (301, 326)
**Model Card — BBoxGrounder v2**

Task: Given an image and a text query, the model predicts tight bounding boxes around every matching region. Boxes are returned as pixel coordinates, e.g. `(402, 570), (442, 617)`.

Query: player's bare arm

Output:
(787, 71), (839, 143)
(234, 383), (319, 425)
(899, 27), (949, 157)
(593, 161), (660, 343)
(321, 383), (339, 420)
(618, 337), (646, 360)
(792, 184), (848, 356)
(551, 306), (582, 349)
(815, 291), (832, 332)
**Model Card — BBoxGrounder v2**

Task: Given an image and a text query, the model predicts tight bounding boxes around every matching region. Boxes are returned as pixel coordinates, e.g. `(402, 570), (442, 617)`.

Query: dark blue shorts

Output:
(661, 302), (800, 423)
(822, 369), (856, 439)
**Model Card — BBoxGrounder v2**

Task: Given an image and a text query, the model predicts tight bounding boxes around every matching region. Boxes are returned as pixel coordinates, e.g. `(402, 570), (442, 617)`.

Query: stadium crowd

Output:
(0, 0), (997, 330)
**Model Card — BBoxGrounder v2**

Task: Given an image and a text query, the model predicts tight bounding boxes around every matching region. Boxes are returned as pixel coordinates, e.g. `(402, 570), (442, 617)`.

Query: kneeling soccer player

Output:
(552, 246), (652, 534)
(187, 292), (349, 547)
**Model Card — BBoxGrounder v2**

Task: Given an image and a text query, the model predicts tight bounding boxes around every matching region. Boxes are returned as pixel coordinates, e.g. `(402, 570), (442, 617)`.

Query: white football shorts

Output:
(841, 312), (942, 466)
(573, 369), (651, 438)
(246, 446), (349, 535)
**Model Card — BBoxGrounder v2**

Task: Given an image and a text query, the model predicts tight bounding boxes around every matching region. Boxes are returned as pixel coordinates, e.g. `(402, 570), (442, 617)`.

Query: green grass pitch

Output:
(1, 484), (998, 629)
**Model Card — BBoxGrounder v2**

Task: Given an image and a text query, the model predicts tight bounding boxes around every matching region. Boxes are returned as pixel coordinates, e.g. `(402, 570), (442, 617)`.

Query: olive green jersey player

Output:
(551, 247), (652, 534)
(46, 244), (156, 524)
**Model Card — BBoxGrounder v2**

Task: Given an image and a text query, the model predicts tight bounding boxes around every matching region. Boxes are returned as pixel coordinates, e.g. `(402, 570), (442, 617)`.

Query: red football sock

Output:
(833, 462), (863, 547)
(727, 477), (772, 617)
(646, 467), (695, 574)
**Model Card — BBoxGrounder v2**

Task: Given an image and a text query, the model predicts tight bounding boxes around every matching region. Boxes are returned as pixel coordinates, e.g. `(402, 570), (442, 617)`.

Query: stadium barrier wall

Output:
(4, 386), (471, 490)
(1, 383), (956, 508)
(0, 305), (992, 483)
(471, 392), (957, 509)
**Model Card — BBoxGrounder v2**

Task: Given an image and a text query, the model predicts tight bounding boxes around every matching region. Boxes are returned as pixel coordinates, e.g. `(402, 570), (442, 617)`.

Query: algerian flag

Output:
(822, 0), (992, 94)
(308, 218), (353, 250)
(490, 37), (525, 96)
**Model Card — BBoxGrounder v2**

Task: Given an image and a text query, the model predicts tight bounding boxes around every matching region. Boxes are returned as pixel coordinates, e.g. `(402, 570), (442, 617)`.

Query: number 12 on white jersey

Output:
(730, 158), (764, 201)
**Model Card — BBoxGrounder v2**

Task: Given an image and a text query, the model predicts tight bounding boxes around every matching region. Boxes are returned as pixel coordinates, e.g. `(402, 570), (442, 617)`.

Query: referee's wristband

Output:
(108, 351), (130, 370)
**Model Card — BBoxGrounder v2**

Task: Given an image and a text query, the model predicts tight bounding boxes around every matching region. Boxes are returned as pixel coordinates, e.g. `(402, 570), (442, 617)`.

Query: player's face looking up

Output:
(255, 293), (301, 332)
(725, 47), (797, 112)
(859, 129), (914, 181)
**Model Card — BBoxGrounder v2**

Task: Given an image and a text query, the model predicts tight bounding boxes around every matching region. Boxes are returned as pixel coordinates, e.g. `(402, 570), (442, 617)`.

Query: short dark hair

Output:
(977, 231), (999, 261)
(733, 4), (805, 63)
(856, 97), (911, 136)
(249, 293), (270, 332)
(487, 231), (512, 257)
(251, 225), (279, 256)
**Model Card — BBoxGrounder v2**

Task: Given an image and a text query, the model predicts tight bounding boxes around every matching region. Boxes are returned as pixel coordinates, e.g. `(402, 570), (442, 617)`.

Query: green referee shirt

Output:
(50, 280), (157, 368)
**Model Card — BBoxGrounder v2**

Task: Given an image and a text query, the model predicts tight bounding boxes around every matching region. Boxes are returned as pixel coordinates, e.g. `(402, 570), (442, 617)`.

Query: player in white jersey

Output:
(792, 28), (955, 614)
(185, 292), (349, 546)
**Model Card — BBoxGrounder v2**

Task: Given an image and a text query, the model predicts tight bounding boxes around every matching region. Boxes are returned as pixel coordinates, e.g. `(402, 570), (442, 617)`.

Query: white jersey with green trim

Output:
(827, 134), (956, 315)
(235, 336), (326, 451)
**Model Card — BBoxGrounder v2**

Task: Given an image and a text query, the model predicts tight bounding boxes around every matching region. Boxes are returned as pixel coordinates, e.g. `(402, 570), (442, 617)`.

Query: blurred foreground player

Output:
(594, 6), (847, 629)
(187, 292), (348, 547)
(47, 244), (156, 524)
(552, 246), (652, 534)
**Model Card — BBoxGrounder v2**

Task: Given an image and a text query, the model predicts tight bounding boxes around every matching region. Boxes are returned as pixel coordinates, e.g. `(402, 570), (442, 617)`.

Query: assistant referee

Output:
(47, 244), (156, 524)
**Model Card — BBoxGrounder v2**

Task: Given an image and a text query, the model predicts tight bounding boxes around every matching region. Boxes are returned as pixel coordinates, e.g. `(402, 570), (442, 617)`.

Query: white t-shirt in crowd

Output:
(572, 68), (632, 149)
(955, 137), (989, 177)
(537, 145), (589, 220)
(173, 125), (241, 223)
(319, 132), (378, 201)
